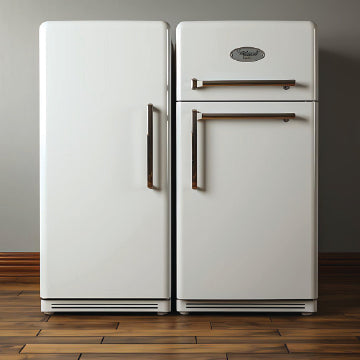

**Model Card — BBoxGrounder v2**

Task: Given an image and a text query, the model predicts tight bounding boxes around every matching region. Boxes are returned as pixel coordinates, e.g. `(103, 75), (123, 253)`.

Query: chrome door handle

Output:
(191, 111), (296, 189)
(191, 79), (296, 90)
(147, 104), (153, 189)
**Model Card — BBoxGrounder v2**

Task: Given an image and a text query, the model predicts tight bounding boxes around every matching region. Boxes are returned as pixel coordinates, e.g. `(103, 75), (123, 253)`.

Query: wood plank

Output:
(0, 253), (39, 260)
(212, 320), (360, 329)
(0, 330), (38, 336)
(83, 354), (226, 360)
(39, 329), (279, 337)
(345, 313), (360, 318)
(0, 313), (46, 321)
(116, 322), (211, 330)
(0, 291), (21, 297)
(0, 277), (39, 283)
(48, 314), (270, 322)
(319, 307), (360, 315)
(270, 314), (356, 322)
(319, 253), (360, 266)
(103, 336), (196, 344)
(210, 321), (275, 330)
(0, 321), (118, 330)
(0, 260), (39, 266)
(0, 344), (23, 354)
(0, 277), (39, 290)
(0, 273), (38, 277)
(197, 336), (359, 344)
(287, 343), (360, 353)
(0, 306), (41, 311)
(0, 336), (103, 344)
(0, 298), (40, 307)
(21, 343), (288, 354)
(18, 291), (40, 296)
(274, 321), (360, 329)
(279, 329), (360, 337)
(228, 355), (360, 359)
(0, 355), (78, 360)
(0, 294), (40, 300)
(82, 355), (226, 360)
(48, 316), (212, 325)
(0, 253), (40, 277)
(0, 266), (39, 272)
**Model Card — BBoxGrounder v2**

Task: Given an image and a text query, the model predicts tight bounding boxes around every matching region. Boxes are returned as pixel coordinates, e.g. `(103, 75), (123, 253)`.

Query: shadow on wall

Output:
(318, 50), (360, 251)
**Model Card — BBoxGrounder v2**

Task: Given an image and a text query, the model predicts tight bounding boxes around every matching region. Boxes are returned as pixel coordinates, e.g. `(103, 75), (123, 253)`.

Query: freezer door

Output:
(40, 21), (170, 299)
(177, 102), (317, 300)
(176, 21), (317, 101)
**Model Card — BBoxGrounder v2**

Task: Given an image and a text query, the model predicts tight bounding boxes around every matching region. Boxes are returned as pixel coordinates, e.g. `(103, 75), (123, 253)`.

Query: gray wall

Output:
(0, 0), (359, 251)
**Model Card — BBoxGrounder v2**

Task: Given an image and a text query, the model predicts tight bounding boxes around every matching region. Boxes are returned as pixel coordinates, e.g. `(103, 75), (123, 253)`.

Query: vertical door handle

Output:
(191, 111), (296, 189)
(147, 104), (153, 189)
(192, 110), (198, 189)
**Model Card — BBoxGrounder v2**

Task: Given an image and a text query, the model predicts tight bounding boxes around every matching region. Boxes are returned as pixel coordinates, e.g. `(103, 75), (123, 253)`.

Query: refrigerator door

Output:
(40, 21), (170, 299)
(177, 21), (317, 102)
(177, 101), (317, 300)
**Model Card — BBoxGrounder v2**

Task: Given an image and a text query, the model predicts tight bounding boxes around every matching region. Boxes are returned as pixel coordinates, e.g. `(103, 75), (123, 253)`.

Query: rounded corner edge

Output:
(308, 21), (318, 32)
(176, 22), (185, 33)
(39, 21), (49, 33)
(161, 20), (170, 30)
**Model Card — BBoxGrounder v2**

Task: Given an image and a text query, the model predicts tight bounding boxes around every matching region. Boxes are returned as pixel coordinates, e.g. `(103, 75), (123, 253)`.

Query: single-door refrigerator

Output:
(40, 21), (171, 313)
(176, 21), (318, 314)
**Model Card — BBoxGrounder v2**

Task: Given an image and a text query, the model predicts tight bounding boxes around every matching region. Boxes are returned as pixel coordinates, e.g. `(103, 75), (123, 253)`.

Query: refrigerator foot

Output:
(179, 311), (189, 315)
(157, 312), (168, 316)
(301, 312), (313, 316)
(44, 312), (54, 316)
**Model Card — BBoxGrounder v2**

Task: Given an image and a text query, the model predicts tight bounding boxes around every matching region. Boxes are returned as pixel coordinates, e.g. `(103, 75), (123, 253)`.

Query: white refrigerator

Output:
(40, 21), (171, 313)
(176, 21), (318, 313)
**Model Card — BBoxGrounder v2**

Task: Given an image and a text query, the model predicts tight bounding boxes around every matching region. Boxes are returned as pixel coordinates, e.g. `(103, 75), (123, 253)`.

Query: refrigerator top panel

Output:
(176, 21), (318, 101)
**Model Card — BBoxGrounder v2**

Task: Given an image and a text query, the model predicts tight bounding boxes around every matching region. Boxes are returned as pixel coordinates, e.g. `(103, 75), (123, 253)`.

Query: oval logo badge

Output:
(230, 47), (265, 62)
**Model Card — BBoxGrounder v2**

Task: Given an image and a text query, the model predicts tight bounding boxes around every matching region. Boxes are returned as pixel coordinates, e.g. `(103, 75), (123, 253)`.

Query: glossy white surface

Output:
(176, 21), (317, 101)
(40, 21), (170, 299)
(177, 101), (317, 300)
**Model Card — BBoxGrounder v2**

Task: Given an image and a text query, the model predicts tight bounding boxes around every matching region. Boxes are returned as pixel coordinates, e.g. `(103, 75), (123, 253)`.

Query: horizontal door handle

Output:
(191, 79), (296, 90)
(200, 113), (296, 121)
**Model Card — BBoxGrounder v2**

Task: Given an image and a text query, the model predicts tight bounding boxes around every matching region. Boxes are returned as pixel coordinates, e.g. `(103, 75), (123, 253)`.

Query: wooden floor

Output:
(0, 254), (359, 359)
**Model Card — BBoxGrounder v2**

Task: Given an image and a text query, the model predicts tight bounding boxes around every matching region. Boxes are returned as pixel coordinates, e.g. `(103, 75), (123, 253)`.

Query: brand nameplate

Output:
(230, 47), (265, 62)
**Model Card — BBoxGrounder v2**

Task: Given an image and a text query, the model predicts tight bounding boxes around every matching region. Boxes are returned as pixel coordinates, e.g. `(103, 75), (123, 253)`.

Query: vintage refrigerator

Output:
(176, 21), (318, 313)
(40, 21), (171, 313)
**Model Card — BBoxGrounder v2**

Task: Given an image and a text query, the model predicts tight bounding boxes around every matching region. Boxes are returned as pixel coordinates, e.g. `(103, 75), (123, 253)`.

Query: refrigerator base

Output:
(177, 299), (317, 313)
(41, 299), (171, 313)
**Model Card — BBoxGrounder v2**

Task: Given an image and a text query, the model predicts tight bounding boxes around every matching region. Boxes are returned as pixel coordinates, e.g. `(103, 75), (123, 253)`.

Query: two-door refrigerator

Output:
(176, 21), (318, 313)
(40, 21), (171, 313)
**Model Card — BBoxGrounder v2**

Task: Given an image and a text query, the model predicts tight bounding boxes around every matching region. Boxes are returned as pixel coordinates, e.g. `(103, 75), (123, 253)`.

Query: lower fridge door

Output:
(176, 101), (317, 308)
